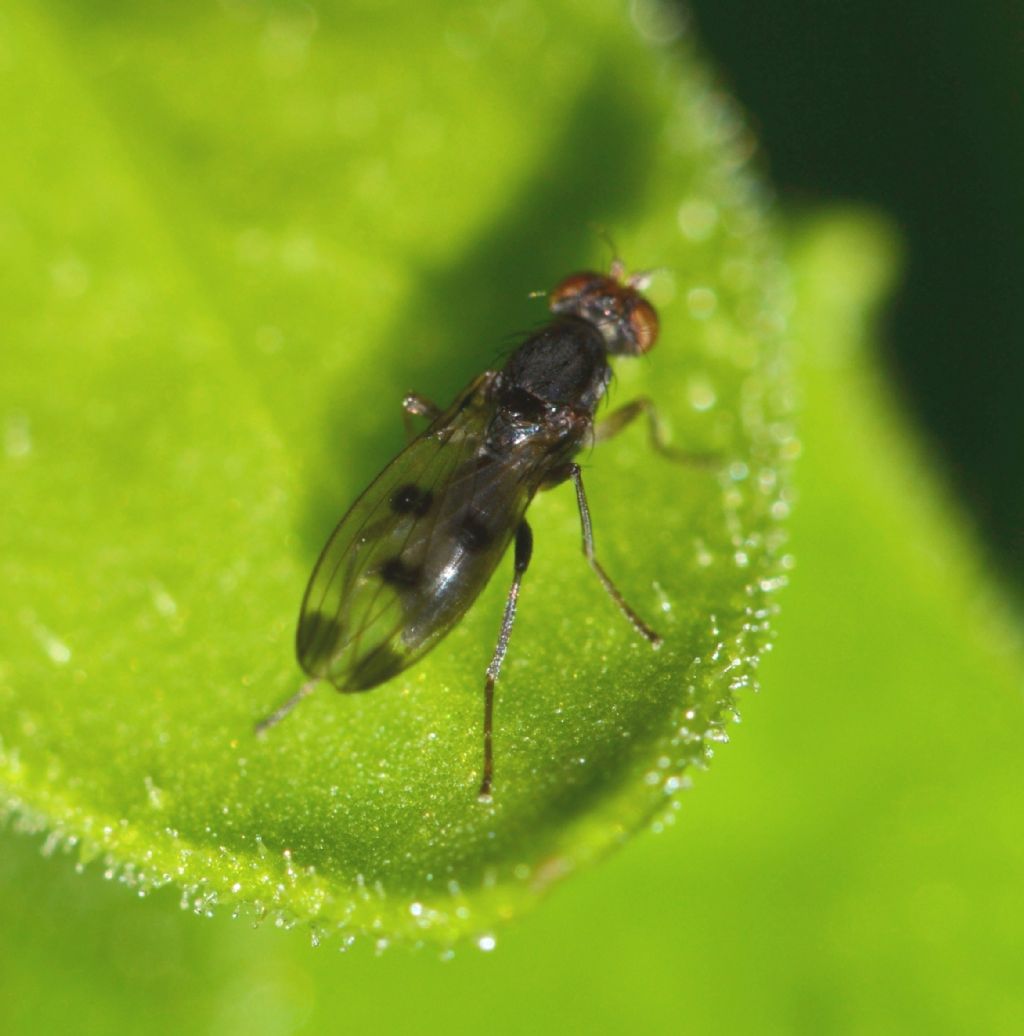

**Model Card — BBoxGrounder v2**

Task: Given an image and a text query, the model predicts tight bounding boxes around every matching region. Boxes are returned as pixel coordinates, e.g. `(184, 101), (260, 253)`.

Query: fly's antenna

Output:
(584, 223), (666, 289)
(586, 222), (622, 273)
(254, 679), (320, 736)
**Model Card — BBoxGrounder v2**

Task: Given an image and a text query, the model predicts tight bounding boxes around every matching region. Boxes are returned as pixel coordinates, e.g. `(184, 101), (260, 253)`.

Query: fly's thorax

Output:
(486, 376), (595, 457)
(488, 410), (587, 464)
(499, 316), (611, 412)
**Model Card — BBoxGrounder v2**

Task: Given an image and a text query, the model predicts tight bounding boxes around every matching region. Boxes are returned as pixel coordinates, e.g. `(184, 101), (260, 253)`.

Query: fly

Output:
(257, 261), (698, 800)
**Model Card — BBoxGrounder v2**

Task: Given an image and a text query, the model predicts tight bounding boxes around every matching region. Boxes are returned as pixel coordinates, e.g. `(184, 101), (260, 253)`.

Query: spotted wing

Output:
(296, 374), (535, 691)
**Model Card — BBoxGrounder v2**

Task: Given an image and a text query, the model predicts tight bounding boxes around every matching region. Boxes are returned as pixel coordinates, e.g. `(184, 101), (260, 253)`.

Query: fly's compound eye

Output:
(549, 272), (601, 312)
(626, 298), (659, 354)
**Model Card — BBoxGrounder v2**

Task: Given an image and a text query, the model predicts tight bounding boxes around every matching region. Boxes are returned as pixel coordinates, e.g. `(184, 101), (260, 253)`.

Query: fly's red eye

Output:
(549, 272), (598, 309)
(628, 298), (659, 354)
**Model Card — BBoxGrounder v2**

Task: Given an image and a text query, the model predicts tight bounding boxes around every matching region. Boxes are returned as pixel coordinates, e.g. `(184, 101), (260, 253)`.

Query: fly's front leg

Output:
(595, 396), (715, 465)
(401, 392), (441, 441)
(566, 462), (662, 648)
(478, 519), (533, 801)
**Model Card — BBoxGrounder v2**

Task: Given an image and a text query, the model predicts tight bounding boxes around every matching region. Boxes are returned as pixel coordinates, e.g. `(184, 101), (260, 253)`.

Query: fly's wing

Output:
(296, 374), (535, 692)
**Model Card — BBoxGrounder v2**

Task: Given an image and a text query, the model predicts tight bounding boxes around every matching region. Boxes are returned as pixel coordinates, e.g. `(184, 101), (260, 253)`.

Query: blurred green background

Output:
(690, 0), (1024, 584)
(2, 2), (1023, 1034)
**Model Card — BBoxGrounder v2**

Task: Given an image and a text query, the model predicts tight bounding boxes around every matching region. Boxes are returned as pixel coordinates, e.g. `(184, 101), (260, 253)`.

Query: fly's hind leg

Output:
(566, 462), (663, 648)
(595, 396), (715, 466)
(478, 519), (534, 801)
(254, 678), (320, 736)
(401, 393), (441, 441)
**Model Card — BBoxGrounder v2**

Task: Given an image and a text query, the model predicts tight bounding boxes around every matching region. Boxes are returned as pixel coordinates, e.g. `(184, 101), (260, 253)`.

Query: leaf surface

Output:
(0, 0), (790, 944)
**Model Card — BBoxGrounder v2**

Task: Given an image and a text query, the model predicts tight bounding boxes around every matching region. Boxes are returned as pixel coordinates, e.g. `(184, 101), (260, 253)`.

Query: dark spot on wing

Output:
(455, 510), (493, 552)
(349, 646), (406, 690)
(390, 483), (433, 517)
(296, 610), (345, 668)
(379, 556), (422, 588)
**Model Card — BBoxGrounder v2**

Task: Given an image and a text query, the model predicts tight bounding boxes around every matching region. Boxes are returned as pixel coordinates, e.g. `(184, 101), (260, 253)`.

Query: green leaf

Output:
(4, 206), (1022, 1032)
(0, 0), (790, 944)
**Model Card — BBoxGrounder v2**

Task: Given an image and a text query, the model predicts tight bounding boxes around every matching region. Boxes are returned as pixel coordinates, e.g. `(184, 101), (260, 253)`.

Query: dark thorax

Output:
(484, 315), (612, 468)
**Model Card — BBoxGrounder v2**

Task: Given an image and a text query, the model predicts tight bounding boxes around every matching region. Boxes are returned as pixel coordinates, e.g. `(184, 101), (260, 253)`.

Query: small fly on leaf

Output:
(257, 261), (705, 799)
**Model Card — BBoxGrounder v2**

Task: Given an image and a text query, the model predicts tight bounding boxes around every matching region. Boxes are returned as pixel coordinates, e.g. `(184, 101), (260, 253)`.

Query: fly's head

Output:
(548, 268), (659, 357)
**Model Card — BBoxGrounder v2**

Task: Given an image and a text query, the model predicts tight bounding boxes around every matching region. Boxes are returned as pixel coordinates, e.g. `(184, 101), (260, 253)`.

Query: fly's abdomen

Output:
(296, 423), (533, 694)
(297, 506), (519, 691)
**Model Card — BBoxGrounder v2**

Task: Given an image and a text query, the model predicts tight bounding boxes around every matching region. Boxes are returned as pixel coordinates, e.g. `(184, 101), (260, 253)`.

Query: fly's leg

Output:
(402, 392), (440, 418)
(595, 396), (715, 465)
(567, 462), (662, 648)
(401, 393), (441, 441)
(478, 520), (533, 801)
(254, 678), (320, 736)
